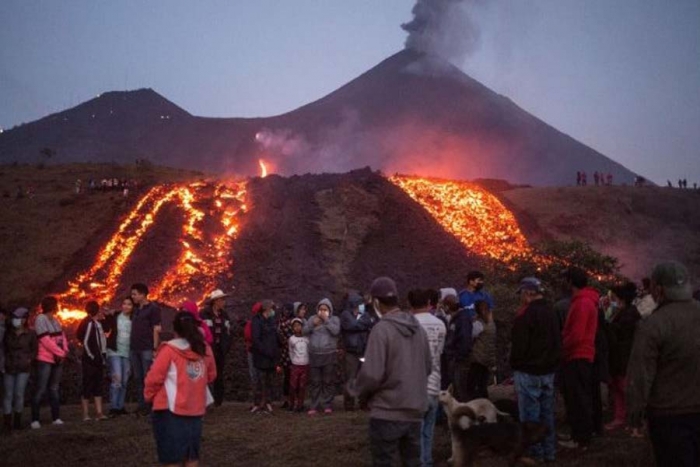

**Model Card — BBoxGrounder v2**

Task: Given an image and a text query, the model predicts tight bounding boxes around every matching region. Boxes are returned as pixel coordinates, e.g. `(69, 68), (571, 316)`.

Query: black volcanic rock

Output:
(0, 51), (638, 185)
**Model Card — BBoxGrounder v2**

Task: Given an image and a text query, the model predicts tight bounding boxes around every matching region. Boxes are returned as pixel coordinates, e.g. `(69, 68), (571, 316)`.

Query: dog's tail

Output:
(450, 405), (478, 431)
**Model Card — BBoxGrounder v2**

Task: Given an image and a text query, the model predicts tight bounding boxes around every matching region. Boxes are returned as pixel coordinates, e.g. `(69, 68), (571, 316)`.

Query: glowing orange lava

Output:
(390, 175), (532, 264)
(56, 181), (247, 323)
(259, 159), (268, 178)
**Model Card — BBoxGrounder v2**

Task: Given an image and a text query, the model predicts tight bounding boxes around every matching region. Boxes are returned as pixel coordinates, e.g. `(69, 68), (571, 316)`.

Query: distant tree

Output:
(40, 147), (55, 160)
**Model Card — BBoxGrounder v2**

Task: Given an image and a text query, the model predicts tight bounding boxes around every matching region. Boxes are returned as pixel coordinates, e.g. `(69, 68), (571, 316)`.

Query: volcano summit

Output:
(0, 50), (637, 186)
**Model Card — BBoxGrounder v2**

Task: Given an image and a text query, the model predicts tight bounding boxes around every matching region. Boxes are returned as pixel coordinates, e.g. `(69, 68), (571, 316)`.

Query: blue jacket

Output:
(251, 313), (279, 370)
(458, 289), (495, 319)
(340, 309), (374, 356)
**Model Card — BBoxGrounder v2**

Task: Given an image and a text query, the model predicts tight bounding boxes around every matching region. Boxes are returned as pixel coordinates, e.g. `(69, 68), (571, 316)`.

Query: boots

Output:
(3, 414), (12, 435)
(13, 412), (22, 430)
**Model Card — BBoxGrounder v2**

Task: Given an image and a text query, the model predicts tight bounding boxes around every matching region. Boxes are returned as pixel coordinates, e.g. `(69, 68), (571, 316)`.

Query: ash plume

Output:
(402, 0), (488, 64)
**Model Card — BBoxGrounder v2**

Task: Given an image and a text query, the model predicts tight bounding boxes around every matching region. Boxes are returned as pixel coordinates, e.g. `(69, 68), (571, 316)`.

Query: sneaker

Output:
(265, 403), (273, 413)
(558, 440), (587, 451)
(556, 432), (572, 441)
(30, 421), (41, 429)
(307, 409), (318, 416)
(250, 406), (262, 414)
(52, 419), (64, 426)
(324, 408), (333, 415)
(83, 417), (92, 422)
(605, 420), (625, 431)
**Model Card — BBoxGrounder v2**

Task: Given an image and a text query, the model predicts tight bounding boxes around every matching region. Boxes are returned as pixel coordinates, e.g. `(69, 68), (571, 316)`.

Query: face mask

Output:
(475, 283), (484, 292)
(12, 318), (23, 328)
(358, 304), (365, 314)
(373, 299), (383, 319)
(268, 310), (276, 319)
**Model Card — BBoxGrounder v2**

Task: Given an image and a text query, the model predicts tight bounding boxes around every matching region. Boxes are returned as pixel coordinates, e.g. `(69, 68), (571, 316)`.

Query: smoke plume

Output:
(402, 0), (487, 64)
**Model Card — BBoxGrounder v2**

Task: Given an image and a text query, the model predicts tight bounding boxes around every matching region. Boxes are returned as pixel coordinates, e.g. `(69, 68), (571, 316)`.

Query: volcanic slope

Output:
(0, 50), (637, 186)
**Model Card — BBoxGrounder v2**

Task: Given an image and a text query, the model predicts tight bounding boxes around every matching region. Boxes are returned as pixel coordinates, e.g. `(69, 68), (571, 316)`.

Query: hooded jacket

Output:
(303, 298), (340, 356)
(349, 310), (432, 422)
(562, 287), (600, 362)
(251, 312), (280, 370)
(244, 302), (262, 352)
(510, 298), (561, 375)
(4, 328), (38, 374)
(340, 293), (374, 355)
(34, 313), (68, 364)
(144, 338), (216, 416)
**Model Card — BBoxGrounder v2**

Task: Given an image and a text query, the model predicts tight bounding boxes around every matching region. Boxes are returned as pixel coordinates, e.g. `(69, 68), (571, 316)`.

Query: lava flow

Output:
(57, 181), (247, 323)
(390, 175), (532, 264)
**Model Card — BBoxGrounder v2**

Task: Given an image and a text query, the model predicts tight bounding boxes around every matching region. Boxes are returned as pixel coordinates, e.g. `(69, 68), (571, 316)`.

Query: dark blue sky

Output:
(1, 1), (698, 184)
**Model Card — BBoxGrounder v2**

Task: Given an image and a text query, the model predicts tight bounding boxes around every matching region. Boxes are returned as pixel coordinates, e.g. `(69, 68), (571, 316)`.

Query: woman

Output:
(605, 282), (641, 432)
(3, 307), (37, 432)
(77, 300), (108, 421)
(31, 296), (69, 429)
(103, 297), (134, 416)
(145, 312), (216, 467)
(303, 298), (340, 415)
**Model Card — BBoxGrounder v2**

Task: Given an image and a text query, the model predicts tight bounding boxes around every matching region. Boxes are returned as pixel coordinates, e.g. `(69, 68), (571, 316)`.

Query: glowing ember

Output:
(389, 175), (532, 264)
(56, 181), (247, 324)
(259, 159), (268, 178)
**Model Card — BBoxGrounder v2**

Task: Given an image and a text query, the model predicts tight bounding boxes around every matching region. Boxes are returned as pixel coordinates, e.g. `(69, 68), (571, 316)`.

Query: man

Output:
(409, 288), (446, 467)
(558, 268), (599, 450)
(251, 300), (279, 413)
(348, 277), (432, 467)
(340, 291), (375, 411)
(458, 271), (495, 320)
(634, 277), (656, 319)
(444, 293), (473, 403)
(129, 283), (161, 416)
(627, 261), (700, 467)
(200, 289), (233, 407)
(510, 277), (561, 463)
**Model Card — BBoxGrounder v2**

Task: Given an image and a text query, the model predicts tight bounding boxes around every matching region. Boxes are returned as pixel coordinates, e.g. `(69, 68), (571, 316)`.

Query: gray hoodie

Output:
(349, 310), (432, 422)
(303, 298), (340, 356)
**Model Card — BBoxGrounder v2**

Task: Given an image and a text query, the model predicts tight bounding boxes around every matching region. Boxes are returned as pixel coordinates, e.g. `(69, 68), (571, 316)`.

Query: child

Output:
(288, 318), (310, 412)
(77, 301), (108, 421)
(466, 300), (497, 400)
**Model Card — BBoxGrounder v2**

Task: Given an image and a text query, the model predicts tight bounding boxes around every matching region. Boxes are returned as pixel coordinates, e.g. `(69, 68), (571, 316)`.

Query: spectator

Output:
(444, 294), (473, 403)
(145, 312), (216, 467)
(293, 302), (308, 325)
(510, 277), (561, 463)
(31, 296), (69, 429)
(458, 271), (495, 320)
(200, 289), (233, 407)
(103, 297), (134, 416)
(466, 300), (497, 400)
(129, 283), (162, 416)
(304, 298), (340, 415)
(3, 307), (37, 433)
(559, 268), (599, 450)
(77, 301), (108, 421)
(409, 288), (446, 467)
(277, 303), (295, 410)
(244, 302), (263, 410)
(180, 301), (213, 346)
(347, 277), (432, 467)
(288, 318), (310, 412)
(340, 291), (374, 411)
(627, 261), (700, 467)
(251, 300), (279, 413)
(605, 283), (641, 432)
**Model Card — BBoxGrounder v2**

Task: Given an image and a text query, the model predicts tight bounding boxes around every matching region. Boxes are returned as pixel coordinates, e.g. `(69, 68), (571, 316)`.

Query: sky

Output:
(1, 0), (698, 184)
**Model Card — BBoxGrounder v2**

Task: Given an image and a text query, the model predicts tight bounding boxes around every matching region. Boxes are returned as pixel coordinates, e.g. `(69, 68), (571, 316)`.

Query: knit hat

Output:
(370, 276), (398, 299)
(12, 307), (29, 319)
(651, 261), (693, 301)
(516, 277), (544, 294)
(180, 300), (202, 320)
(291, 318), (303, 327)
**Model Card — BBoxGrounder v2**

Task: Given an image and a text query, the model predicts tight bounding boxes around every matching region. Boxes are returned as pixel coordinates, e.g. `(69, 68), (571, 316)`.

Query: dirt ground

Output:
(0, 392), (654, 467)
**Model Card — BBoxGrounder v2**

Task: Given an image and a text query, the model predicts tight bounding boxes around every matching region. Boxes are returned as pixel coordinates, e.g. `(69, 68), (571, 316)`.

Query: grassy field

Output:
(0, 163), (204, 307)
(0, 395), (654, 467)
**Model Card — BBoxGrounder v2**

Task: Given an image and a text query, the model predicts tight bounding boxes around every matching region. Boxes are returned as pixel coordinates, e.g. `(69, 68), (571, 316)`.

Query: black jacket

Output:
(102, 311), (131, 352)
(340, 309), (374, 355)
(510, 298), (561, 375)
(445, 309), (473, 362)
(4, 329), (37, 374)
(200, 306), (233, 351)
(251, 313), (279, 371)
(607, 305), (640, 377)
(77, 317), (106, 366)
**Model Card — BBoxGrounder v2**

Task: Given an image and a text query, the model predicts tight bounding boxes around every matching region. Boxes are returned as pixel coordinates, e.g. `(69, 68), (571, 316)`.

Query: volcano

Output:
(0, 50), (638, 185)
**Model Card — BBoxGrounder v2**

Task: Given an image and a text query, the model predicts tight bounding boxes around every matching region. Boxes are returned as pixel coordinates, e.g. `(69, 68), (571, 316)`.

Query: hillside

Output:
(0, 50), (638, 186)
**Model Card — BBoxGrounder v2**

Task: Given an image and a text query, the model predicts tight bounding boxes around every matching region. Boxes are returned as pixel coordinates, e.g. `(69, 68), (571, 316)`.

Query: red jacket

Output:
(144, 339), (216, 416)
(562, 287), (599, 362)
(244, 302), (262, 352)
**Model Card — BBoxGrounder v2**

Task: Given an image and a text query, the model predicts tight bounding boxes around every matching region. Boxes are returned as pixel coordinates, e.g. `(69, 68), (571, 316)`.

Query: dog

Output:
(438, 385), (509, 464)
(449, 418), (549, 467)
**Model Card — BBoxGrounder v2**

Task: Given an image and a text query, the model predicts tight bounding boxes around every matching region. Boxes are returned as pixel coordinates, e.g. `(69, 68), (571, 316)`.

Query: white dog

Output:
(438, 386), (509, 466)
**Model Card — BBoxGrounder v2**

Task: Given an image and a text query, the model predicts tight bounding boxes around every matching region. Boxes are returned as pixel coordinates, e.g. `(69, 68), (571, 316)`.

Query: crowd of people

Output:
(575, 171), (614, 186)
(1, 264), (699, 466)
(75, 177), (139, 196)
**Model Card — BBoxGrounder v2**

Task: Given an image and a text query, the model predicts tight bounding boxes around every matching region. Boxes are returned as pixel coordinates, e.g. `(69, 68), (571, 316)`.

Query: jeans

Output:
(561, 359), (594, 444)
(109, 355), (131, 410)
(3, 372), (30, 414)
(247, 352), (258, 402)
(451, 359), (471, 403)
(309, 363), (335, 410)
(420, 395), (439, 467)
(130, 350), (154, 411)
(648, 412), (700, 467)
(514, 371), (556, 461)
(31, 362), (63, 422)
(343, 353), (361, 409)
(369, 418), (422, 467)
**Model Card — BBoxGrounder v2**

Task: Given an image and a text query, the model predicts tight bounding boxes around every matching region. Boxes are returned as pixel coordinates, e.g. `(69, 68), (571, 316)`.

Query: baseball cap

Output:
(516, 277), (544, 294)
(370, 276), (398, 299)
(651, 261), (693, 301)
